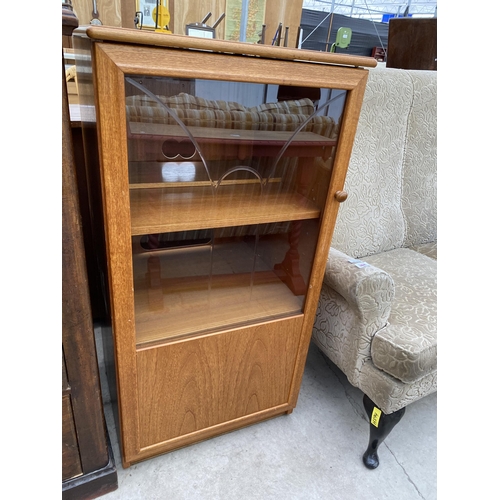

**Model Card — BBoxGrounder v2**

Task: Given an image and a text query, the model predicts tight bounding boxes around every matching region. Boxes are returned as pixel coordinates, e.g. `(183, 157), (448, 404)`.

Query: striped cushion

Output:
(125, 93), (246, 112)
(126, 94), (336, 138)
(249, 98), (315, 116)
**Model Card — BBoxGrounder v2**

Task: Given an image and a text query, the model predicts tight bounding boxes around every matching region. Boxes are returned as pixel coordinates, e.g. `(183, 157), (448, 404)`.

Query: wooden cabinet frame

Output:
(77, 27), (375, 467)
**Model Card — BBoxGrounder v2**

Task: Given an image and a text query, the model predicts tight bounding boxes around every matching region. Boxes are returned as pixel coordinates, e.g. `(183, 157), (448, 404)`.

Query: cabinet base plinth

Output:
(125, 404), (294, 467)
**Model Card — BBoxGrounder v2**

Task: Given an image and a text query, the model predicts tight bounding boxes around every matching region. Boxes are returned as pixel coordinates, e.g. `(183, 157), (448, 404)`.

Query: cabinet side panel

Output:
(136, 315), (303, 448)
(93, 43), (141, 465)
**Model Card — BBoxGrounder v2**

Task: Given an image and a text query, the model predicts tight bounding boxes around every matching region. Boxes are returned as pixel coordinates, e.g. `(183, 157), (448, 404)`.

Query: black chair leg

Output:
(362, 394), (406, 469)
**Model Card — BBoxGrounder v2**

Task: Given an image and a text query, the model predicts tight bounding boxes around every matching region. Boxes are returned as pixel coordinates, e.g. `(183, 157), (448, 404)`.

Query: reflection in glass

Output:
(161, 162), (197, 183)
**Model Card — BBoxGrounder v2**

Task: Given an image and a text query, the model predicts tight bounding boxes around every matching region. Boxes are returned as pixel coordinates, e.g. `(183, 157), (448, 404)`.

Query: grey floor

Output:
(96, 329), (437, 500)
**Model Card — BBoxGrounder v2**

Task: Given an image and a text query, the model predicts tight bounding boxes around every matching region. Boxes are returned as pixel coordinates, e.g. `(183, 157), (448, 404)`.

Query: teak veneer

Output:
(74, 26), (373, 467)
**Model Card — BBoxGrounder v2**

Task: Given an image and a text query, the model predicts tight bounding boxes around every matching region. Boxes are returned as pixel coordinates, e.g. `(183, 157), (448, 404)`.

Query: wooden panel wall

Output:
(70, 1), (303, 43)
(72, 0), (122, 27)
(264, 0), (303, 46)
(171, 0), (226, 36)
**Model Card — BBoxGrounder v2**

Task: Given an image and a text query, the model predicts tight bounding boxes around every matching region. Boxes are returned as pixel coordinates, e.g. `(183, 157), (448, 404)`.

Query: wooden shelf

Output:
(127, 122), (337, 162)
(129, 122), (337, 148)
(134, 272), (303, 346)
(127, 123), (331, 236)
(133, 240), (304, 346)
(130, 183), (320, 235)
(129, 161), (282, 189)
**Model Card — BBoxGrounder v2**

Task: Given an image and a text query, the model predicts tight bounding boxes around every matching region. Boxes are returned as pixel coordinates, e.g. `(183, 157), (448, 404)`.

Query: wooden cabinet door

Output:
(136, 316), (303, 453)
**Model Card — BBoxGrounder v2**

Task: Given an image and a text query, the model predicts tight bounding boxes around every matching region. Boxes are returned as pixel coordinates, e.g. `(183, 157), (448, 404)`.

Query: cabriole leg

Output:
(362, 394), (406, 469)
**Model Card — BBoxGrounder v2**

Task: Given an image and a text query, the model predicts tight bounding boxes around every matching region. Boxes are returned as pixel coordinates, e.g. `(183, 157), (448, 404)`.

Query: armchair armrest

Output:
(323, 248), (395, 327)
(312, 248), (395, 384)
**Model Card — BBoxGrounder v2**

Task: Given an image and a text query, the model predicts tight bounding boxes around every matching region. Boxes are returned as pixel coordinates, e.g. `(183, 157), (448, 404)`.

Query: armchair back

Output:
(332, 67), (437, 259)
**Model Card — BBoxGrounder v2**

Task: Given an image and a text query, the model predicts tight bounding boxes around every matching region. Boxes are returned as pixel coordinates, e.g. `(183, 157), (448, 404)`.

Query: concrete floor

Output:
(97, 337), (437, 500)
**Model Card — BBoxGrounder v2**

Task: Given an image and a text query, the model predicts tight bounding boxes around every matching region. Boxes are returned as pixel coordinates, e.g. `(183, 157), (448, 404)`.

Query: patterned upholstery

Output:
(409, 241), (437, 260)
(401, 72), (438, 249)
(125, 94), (338, 137)
(330, 69), (411, 258)
(365, 249), (437, 385)
(249, 99), (315, 116)
(312, 67), (437, 415)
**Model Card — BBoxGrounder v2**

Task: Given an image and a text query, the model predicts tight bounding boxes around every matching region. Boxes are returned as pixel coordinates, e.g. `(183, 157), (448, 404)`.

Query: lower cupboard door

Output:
(136, 315), (304, 449)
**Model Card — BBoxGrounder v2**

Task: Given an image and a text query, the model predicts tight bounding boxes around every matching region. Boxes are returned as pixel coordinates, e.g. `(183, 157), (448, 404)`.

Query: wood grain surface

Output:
(137, 315), (303, 448)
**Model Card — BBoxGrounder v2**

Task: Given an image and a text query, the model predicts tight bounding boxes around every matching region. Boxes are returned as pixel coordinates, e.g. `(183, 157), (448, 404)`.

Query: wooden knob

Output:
(335, 190), (348, 202)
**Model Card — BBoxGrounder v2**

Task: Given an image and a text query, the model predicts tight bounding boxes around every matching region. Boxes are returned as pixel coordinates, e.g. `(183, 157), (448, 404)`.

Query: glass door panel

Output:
(132, 219), (320, 347)
(125, 75), (346, 345)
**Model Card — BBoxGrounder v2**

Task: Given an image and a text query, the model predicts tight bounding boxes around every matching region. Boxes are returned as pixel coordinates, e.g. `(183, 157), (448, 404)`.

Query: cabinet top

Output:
(85, 26), (377, 69)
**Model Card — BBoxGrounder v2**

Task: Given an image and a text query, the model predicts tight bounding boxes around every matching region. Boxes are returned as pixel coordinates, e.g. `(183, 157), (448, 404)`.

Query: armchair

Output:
(312, 66), (437, 469)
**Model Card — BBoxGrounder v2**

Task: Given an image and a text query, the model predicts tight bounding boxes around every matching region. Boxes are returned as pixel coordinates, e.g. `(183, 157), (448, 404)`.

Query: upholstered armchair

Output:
(312, 66), (437, 469)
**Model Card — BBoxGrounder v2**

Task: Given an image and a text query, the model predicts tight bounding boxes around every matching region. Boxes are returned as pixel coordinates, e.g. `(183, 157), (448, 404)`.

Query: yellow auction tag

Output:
(371, 407), (382, 428)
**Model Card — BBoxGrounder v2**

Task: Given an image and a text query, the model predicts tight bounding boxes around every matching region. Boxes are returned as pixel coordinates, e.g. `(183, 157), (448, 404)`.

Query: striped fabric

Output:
(249, 99), (315, 116)
(126, 93), (247, 112)
(126, 94), (337, 138)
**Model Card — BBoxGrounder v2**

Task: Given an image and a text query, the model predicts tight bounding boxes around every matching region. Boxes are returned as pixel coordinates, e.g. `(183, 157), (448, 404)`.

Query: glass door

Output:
(124, 76), (346, 346)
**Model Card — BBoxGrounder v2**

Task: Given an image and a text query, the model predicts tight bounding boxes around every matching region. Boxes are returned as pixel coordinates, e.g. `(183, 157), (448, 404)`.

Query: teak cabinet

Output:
(74, 26), (374, 467)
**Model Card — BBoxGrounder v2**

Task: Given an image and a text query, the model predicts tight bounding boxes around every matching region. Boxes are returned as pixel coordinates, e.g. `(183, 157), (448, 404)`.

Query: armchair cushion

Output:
(409, 241), (437, 260)
(364, 248), (437, 384)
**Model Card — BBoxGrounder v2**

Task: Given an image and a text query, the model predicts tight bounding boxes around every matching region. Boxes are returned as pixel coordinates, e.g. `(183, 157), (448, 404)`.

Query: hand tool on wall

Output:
(186, 12), (225, 39)
(90, 0), (102, 25)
